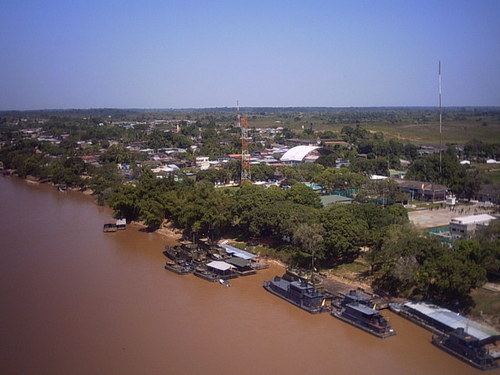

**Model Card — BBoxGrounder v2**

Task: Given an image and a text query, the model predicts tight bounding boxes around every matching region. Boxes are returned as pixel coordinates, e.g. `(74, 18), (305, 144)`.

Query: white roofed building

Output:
(280, 145), (321, 164)
(450, 214), (496, 240)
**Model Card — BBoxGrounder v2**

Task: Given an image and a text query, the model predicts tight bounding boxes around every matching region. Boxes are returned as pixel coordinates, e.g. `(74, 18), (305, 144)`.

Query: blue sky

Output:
(1, 0), (499, 109)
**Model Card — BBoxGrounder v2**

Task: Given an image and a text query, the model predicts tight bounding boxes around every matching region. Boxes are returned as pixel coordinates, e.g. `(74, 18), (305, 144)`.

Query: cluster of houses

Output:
(5, 116), (498, 207)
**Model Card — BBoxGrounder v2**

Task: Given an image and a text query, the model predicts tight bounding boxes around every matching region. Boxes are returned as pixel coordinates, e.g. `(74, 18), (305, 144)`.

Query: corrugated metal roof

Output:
(206, 261), (234, 271)
(225, 257), (251, 268)
(404, 302), (498, 341)
(220, 244), (256, 260)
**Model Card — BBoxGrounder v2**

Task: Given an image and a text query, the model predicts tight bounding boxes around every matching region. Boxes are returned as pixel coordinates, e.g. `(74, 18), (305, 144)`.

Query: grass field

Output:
(362, 120), (500, 144)
(248, 115), (500, 145)
(473, 163), (500, 184)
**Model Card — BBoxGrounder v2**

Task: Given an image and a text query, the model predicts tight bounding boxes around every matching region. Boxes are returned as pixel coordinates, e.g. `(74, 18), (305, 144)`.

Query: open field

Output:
(363, 120), (500, 145)
(248, 114), (500, 145)
(408, 203), (496, 229)
(473, 163), (500, 184)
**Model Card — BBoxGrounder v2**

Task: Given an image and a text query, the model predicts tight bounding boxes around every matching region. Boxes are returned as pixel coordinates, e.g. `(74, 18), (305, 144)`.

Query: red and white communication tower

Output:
(237, 101), (251, 182)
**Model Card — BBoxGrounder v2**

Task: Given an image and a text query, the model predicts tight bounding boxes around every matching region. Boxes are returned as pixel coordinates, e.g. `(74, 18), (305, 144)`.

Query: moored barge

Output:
(193, 267), (218, 282)
(432, 328), (498, 370)
(164, 260), (194, 275)
(103, 223), (117, 233)
(331, 302), (395, 338)
(263, 275), (328, 314)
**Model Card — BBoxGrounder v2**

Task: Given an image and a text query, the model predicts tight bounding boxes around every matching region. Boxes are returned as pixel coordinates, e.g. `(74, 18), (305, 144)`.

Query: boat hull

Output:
(331, 310), (396, 338)
(164, 264), (193, 275)
(193, 270), (218, 282)
(263, 281), (326, 314)
(432, 336), (498, 371)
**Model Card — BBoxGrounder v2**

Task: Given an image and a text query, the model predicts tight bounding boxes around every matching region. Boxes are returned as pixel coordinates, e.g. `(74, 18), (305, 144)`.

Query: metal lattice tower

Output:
(237, 102), (251, 182)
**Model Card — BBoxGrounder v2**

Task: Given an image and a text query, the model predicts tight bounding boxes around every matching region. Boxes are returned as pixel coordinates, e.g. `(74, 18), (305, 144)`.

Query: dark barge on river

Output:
(193, 266), (218, 282)
(334, 289), (376, 309)
(164, 260), (194, 275)
(103, 223), (117, 233)
(263, 274), (329, 314)
(391, 301), (499, 369)
(103, 218), (126, 233)
(432, 328), (498, 370)
(331, 302), (395, 338)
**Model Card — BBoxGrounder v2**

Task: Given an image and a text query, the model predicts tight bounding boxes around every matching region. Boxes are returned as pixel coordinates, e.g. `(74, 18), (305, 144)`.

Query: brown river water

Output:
(0, 176), (485, 375)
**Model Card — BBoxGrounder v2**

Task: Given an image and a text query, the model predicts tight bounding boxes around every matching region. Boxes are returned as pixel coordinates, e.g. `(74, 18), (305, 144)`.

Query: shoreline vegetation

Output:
(4, 173), (499, 330)
(0, 109), (498, 330)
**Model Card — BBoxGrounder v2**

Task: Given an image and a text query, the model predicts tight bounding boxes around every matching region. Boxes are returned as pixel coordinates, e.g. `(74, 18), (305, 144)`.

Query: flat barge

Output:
(331, 302), (395, 338)
(432, 328), (498, 371)
(193, 267), (218, 282)
(263, 275), (328, 314)
(164, 261), (194, 275)
(103, 223), (117, 233)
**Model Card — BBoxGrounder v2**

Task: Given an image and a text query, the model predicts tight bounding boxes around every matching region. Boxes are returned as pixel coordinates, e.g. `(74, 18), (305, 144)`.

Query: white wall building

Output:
(449, 214), (496, 240)
(196, 156), (210, 170)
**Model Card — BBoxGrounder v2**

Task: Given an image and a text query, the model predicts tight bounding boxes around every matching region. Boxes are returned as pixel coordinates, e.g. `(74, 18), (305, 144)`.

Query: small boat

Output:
(331, 302), (396, 338)
(219, 279), (231, 287)
(103, 223), (118, 233)
(263, 275), (328, 314)
(388, 303), (402, 313)
(432, 328), (498, 370)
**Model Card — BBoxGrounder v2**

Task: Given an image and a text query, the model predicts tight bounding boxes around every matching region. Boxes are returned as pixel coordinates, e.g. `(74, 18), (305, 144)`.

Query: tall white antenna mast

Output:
(236, 100), (240, 127)
(439, 61), (443, 176)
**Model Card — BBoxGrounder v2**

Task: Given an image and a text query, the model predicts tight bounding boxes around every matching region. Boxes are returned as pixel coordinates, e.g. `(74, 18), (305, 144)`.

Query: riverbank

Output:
(6, 174), (500, 330)
(0, 176), (489, 375)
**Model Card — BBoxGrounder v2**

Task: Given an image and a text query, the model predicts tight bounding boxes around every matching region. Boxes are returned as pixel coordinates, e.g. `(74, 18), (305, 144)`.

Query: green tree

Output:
(286, 183), (321, 208)
(321, 205), (368, 264)
(292, 223), (325, 267)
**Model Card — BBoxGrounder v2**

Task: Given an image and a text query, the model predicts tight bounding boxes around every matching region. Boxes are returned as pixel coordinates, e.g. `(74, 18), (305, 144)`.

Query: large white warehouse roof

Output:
(280, 145), (320, 162)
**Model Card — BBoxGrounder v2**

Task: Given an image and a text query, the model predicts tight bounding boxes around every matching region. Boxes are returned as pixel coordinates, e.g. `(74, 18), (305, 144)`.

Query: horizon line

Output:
(2, 105), (500, 113)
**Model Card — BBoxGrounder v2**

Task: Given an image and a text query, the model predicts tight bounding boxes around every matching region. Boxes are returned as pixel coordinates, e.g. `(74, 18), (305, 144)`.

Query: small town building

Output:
(370, 174), (388, 180)
(280, 145), (321, 164)
(195, 156), (210, 170)
(394, 179), (447, 201)
(475, 184), (500, 204)
(449, 214), (496, 240)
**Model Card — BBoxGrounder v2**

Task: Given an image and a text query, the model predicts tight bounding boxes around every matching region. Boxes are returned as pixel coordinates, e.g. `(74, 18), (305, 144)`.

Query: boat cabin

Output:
(116, 218), (126, 230)
(436, 327), (498, 369)
(225, 257), (256, 276)
(341, 289), (374, 308)
(103, 223), (117, 233)
(206, 261), (237, 279)
(288, 280), (326, 309)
